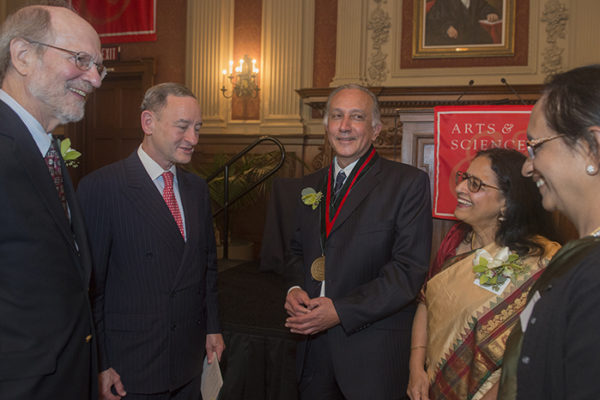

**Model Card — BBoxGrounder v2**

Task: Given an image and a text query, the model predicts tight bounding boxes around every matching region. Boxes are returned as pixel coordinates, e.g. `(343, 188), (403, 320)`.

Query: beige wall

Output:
(186, 0), (600, 136)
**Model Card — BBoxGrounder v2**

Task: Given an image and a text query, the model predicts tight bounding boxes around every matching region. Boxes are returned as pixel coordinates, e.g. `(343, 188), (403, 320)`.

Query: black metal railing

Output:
(206, 136), (285, 259)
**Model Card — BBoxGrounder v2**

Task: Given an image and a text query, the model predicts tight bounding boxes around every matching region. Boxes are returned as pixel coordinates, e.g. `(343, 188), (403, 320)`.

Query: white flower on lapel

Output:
(473, 246), (527, 290)
(473, 248), (493, 267)
(494, 246), (511, 264)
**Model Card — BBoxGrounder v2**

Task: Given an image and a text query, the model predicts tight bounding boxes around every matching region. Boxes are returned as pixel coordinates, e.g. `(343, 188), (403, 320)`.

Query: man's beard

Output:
(29, 79), (88, 125)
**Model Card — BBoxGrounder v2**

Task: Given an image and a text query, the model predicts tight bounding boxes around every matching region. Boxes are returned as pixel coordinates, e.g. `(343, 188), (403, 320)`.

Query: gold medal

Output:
(310, 256), (325, 281)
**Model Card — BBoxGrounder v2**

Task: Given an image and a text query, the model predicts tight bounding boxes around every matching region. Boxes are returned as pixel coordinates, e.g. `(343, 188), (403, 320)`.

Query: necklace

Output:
(471, 233), (478, 250)
(471, 232), (486, 250)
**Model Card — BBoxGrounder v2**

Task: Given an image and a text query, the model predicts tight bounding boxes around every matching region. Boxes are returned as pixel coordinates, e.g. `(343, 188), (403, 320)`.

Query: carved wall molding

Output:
(541, 0), (568, 76)
(297, 84), (542, 117)
(367, 0), (391, 85)
(311, 145), (329, 170)
(298, 84), (543, 167)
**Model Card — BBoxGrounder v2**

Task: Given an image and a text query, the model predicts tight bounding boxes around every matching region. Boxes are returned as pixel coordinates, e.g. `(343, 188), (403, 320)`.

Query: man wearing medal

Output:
(284, 84), (433, 399)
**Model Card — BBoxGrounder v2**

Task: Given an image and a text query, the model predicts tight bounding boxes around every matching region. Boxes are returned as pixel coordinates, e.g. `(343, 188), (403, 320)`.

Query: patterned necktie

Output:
(333, 170), (346, 202)
(162, 171), (185, 238)
(44, 140), (68, 216)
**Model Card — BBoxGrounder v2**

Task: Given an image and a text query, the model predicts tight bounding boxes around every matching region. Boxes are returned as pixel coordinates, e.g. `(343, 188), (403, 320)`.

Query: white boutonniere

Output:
(301, 187), (323, 210)
(60, 138), (82, 168)
(473, 247), (528, 294)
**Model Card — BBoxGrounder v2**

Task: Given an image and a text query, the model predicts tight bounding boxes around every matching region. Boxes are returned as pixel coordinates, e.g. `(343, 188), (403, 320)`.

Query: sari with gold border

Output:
(424, 237), (560, 400)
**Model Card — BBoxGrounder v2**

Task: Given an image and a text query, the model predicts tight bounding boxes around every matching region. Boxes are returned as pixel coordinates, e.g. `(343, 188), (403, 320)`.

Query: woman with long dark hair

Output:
(408, 148), (560, 400)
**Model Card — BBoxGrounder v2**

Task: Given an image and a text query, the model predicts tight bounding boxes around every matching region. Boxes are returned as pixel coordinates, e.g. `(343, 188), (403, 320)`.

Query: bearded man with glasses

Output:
(0, 3), (103, 399)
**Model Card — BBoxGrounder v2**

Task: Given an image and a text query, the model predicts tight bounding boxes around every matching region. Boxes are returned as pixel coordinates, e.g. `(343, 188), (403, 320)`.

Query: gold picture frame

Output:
(412, 0), (515, 59)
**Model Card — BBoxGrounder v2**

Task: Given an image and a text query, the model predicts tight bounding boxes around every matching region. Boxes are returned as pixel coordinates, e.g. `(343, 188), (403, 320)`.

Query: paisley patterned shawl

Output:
(424, 237), (560, 400)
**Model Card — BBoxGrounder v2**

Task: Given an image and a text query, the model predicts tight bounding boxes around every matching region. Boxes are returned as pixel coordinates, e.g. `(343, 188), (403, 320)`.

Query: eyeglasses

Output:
(455, 171), (500, 193)
(26, 39), (107, 80)
(526, 134), (565, 159)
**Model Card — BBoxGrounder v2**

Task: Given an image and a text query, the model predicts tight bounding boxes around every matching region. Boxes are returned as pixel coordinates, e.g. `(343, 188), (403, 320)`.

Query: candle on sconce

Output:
(220, 55), (260, 98)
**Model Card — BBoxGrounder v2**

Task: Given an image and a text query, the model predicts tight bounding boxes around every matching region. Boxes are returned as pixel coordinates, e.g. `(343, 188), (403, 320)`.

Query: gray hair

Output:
(323, 84), (382, 129)
(0, 6), (53, 84)
(141, 82), (197, 114)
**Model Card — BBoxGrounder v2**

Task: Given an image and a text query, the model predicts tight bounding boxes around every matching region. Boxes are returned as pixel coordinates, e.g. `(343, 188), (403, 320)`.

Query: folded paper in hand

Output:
(201, 352), (223, 400)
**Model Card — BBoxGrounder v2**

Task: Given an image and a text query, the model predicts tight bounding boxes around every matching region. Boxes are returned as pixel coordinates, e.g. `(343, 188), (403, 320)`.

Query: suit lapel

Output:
(60, 143), (92, 284)
(179, 170), (199, 242)
(171, 169), (199, 288)
(1, 101), (91, 286)
(122, 153), (184, 252)
(9, 119), (75, 250)
(327, 158), (382, 237)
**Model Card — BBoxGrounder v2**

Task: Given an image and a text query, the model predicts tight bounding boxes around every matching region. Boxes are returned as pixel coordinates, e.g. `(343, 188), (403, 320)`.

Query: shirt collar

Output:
(334, 157), (359, 178)
(0, 89), (51, 156)
(137, 145), (177, 181)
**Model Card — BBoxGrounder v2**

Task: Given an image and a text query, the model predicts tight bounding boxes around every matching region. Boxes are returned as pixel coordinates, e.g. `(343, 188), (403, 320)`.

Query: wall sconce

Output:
(221, 54), (260, 98)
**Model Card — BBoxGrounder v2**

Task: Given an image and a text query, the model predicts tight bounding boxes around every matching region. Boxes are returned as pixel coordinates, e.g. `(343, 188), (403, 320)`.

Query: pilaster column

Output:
(186, 0), (233, 130)
(566, 0), (600, 68)
(330, 0), (369, 87)
(260, 0), (304, 134)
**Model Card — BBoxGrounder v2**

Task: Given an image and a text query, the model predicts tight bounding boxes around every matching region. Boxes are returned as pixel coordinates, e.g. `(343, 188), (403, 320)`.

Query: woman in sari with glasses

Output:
(497, 65), (600, 400)
(407, 148), (560, 400)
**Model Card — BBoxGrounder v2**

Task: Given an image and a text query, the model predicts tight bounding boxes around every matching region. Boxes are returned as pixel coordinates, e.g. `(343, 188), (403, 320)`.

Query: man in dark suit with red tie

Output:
(77, 83), (224, 400)
(0, 4), (104, 399)
(285, 84), (432, 399)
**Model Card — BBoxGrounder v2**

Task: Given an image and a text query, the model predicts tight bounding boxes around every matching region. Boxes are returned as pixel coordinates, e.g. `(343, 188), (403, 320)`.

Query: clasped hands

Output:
(284, 288), (340, 335)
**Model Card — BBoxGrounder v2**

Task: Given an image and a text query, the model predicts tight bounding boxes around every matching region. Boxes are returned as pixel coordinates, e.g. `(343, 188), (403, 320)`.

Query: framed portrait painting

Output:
(412, 0), (515, 59)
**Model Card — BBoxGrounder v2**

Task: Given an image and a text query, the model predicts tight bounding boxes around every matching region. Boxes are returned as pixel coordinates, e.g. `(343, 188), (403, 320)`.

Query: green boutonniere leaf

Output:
(472, 246), (529, 290)
(59, 138), (82, 167)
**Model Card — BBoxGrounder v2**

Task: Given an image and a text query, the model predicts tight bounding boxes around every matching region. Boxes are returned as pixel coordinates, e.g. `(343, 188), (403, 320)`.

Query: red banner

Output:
(71, 0), (157, 44)
(433, 105), (533, 219)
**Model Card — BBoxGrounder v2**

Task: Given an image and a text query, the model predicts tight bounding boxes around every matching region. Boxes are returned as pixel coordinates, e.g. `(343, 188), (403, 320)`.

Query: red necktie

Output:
(162, 171), (185, 238)
(44, 140), (68, 216)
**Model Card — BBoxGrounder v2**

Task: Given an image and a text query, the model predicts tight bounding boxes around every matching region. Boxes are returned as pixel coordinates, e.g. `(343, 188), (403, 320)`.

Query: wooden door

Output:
(66, 58), (154, 185)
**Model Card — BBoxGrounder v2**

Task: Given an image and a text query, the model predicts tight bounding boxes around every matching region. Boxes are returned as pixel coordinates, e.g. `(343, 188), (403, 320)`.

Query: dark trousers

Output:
(299, 333), (344, 400)
(298, 332), (411, 400)
(123, 375), (202, 400)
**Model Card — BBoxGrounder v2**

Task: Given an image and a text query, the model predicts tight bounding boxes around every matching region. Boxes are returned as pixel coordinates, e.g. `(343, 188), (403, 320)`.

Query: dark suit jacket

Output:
(0, 100), (97, 399)
(514, 243), (600, 400)
(77, 151), (220, 394)
(288, 156), (432, 399)
(425, 0), (499, 46)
